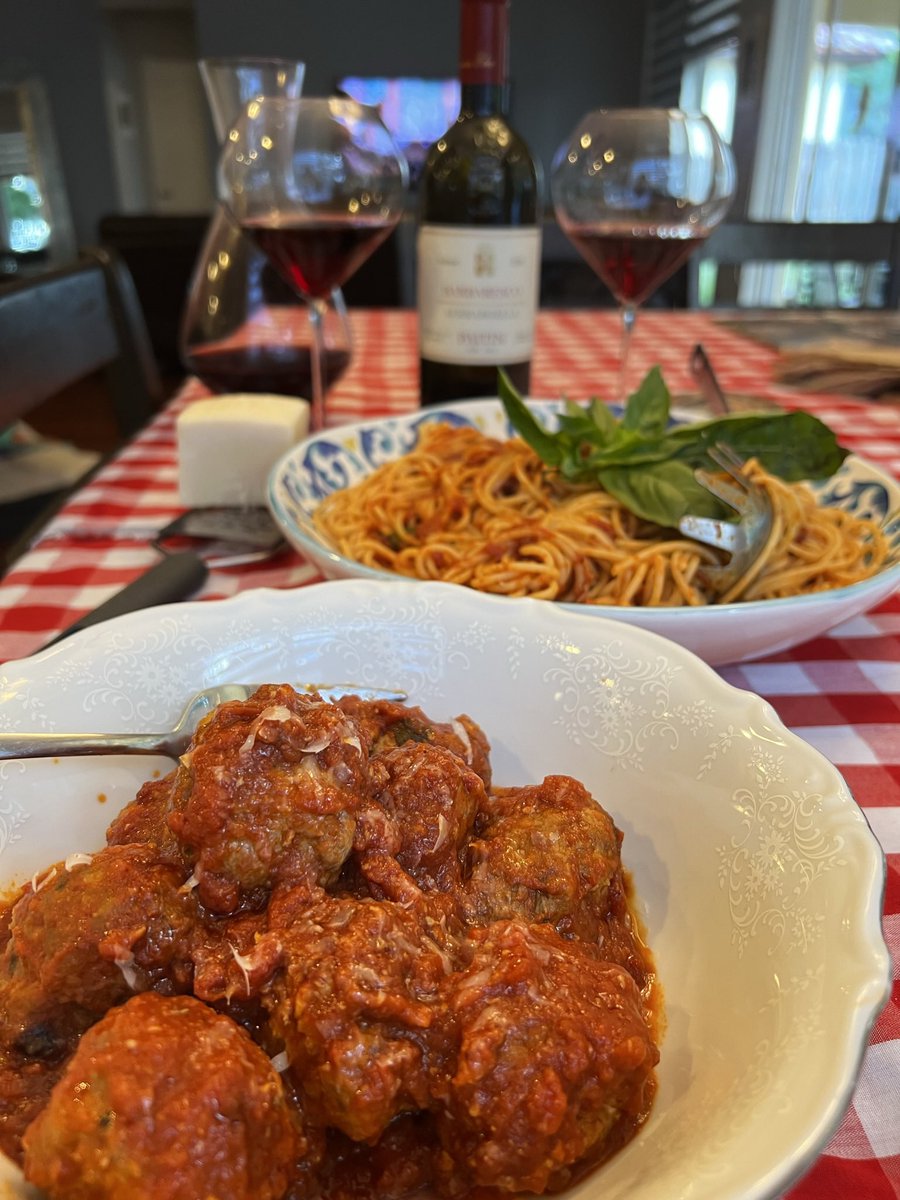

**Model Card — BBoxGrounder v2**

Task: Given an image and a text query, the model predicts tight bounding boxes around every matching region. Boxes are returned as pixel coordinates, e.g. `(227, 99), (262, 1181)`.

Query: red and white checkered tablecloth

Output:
(0, 308), (898, 1197)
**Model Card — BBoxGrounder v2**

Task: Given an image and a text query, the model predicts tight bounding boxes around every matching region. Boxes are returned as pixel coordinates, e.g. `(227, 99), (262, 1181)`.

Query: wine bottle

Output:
(417, 0), (543, 406)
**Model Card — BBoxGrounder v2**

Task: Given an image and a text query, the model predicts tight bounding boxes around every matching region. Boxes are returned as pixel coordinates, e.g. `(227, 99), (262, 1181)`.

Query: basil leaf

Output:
(557, 402), (628, 459)
(621, 366), (671, 437)
(669, 411), (848, 479)
(598, 460), (728, 527)
(560, 431), (688, 477)
(587, 398), (620, 441)
(497, 368), (563, 465)
(496, 365), (850, 524)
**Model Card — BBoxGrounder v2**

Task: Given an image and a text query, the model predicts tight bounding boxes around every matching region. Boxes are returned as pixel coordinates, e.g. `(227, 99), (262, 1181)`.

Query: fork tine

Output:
(678, 442), (775, 600)
(707, 442), (747, 476)
(693, 467), (752, 515)
(700, 443), (758, 511)
(677, 514), (743, 553)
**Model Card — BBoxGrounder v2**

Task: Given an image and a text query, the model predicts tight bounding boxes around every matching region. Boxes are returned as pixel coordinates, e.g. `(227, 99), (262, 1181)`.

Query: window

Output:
(797, 20), (899, 222)
(0, 76), (75, 271)
(740, 0), (899, 306)
(646, 0), (899, 309)
(0, 174), (51, 254)
(643, 0), (742, 306)
(680, 41), (739, 142)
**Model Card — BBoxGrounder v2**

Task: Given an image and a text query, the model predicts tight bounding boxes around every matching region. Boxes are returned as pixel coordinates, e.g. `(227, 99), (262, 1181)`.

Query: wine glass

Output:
(181, 57), (353, 402)
(218, 96), (408, 430)
(551, 108), (735, 398)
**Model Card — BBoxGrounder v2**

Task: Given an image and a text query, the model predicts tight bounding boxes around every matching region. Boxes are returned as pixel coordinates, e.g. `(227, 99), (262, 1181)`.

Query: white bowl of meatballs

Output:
(0, 578), (890, 1200)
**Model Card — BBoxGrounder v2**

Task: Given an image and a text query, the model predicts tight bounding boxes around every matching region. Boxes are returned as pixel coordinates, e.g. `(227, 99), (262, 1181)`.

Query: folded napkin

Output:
(772, 337), (900, 400)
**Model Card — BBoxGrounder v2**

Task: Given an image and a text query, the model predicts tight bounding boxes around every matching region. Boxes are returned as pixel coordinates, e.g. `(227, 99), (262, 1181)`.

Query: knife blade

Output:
(41, 551), (209, 650)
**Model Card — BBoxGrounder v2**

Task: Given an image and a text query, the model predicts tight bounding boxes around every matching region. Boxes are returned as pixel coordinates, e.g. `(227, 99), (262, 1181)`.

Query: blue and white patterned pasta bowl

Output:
(268, 399), (900, 666)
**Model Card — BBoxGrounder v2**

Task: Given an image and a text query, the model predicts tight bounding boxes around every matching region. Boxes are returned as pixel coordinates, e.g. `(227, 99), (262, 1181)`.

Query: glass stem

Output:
(307, 297), (328, 433)
(617, 303), (637, 402)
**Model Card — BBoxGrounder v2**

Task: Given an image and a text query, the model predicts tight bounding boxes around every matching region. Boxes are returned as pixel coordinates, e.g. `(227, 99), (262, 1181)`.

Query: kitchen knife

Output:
(41, 550), (209, 649)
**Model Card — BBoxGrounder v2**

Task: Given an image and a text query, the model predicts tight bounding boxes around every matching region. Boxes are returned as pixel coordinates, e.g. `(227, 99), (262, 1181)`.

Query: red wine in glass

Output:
(551, 110), (735, 399)
(242, 216), (395, 300)
(184, 343), (351, 397)
(560, 224), (707, 306)
(220, 97), (408, 430)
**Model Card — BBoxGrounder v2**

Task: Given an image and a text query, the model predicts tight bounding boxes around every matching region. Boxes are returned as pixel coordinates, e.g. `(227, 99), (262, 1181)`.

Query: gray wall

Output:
(193, 0), (649, 189)
(2, 0), (648, 245)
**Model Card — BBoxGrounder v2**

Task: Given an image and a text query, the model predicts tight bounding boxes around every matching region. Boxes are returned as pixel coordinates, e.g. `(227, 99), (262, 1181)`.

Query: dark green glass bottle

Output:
(417, 0), (543, 406)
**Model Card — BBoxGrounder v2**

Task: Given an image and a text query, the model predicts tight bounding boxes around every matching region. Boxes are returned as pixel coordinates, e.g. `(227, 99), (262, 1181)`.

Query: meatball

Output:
(357, 742), (485, 896)
(337, 696), (492, 789)
(0, 844), (197, 1058)
(463, 775), (621, 942)
(106, 772), (185, 865)
(265, 896), (455, 1143)
(320, 1114), (439, 1199)
(22, 992), (300, 1200)
(434, 921), (658, 1194)
(0, 1043), (63, 1165)
(4, 688), (661, 1198)
(190, 908), (284, 1006)
(165, 684), (369, 913)
(0, 890), (18, 952)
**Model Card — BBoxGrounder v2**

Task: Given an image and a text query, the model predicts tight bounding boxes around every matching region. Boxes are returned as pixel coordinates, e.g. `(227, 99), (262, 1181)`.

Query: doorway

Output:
(100, 4), (214, 216)
(140, 57), (214, 212)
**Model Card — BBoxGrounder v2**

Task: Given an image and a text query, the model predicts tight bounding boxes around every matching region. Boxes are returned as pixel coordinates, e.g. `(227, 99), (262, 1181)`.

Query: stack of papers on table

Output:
(0, 423), (100, 503)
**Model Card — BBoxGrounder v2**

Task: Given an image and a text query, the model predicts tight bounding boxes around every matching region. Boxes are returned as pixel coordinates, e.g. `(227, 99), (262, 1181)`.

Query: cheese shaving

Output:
(301, 732), (336, 753)
(114, 951), (139, 991)
(64, 853), (93, 871)
(354, 964), (386, 990)
(239, 705), (295, 755)
(451, 719), (473, 764)
(424, 936), (454, 975)
(31, 866), (57, 893)
(229, 942), (255, 995)
(269, 1050), (290, 1074)
(332, 761), (355, 786)
(432, 813), (450, 853)
(455, 966), (494, 1001)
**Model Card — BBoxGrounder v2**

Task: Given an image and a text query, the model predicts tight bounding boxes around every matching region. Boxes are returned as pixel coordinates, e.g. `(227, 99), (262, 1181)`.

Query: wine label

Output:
(417, 225), (541, 365)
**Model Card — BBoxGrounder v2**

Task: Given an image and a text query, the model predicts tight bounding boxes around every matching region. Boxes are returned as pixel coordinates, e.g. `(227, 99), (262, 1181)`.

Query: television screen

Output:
(337, 76), (461, 182)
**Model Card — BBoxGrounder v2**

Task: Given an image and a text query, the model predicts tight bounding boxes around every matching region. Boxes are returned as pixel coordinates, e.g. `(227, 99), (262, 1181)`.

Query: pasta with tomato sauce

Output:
(312, 422), (888, 606)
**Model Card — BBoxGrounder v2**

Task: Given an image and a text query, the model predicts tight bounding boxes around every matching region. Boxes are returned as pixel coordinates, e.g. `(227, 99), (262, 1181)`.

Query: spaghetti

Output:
(312, 423), (888, 607)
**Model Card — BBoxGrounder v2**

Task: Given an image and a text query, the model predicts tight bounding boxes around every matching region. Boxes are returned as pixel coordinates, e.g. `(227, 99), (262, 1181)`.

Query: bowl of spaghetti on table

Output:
(267, 374), (900, 666)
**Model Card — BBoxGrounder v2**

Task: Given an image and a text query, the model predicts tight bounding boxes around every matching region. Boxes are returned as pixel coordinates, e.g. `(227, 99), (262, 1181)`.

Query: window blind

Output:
(642, 0), (742, 106)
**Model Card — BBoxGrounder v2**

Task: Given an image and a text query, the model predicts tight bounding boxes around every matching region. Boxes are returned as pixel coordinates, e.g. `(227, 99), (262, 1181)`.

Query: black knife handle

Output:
(42, 552), (209, 649)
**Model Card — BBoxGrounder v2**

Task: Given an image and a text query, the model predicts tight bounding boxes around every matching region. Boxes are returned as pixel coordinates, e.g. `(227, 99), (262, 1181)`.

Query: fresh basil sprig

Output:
(497, 367), (848, 528)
